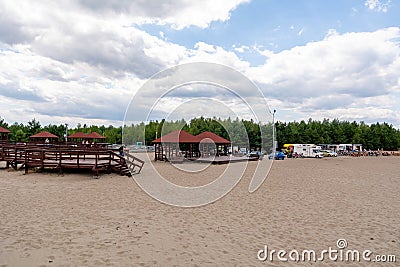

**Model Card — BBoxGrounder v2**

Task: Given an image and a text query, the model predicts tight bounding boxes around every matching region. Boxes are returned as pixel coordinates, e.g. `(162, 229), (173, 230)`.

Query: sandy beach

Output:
(0, 156), (399, 266)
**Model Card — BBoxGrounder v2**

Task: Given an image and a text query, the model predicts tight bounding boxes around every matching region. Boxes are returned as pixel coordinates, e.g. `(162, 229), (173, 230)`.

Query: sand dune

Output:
(0, 156), (399, 266)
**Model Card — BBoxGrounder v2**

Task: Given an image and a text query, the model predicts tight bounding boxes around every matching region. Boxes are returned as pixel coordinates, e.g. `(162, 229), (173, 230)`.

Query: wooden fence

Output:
(0, 143), (144, 177)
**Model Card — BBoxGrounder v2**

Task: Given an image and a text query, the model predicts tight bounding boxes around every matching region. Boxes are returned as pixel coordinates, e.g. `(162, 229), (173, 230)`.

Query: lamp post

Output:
(65, 123), (68, 144)
(270, 109), (276, 152)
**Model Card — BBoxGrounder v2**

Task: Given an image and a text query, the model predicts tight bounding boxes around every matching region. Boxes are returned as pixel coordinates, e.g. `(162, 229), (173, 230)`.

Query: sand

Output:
(0, 156), (399, 266)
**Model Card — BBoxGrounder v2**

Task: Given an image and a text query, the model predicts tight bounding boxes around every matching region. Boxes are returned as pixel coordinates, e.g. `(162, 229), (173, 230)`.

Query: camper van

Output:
(292, 144), (324, 158)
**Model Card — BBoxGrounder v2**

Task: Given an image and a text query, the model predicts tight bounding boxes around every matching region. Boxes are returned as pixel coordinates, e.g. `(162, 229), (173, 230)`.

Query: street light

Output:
(65, 123), (68, 144)
(269, 109), (277, 152)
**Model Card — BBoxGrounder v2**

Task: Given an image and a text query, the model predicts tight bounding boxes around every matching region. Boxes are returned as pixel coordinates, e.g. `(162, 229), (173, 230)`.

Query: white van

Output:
(293, 144), (324, 158)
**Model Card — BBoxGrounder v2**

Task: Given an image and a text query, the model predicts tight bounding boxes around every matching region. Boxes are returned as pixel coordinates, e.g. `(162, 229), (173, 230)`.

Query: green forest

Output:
(1, 116), (400, 151)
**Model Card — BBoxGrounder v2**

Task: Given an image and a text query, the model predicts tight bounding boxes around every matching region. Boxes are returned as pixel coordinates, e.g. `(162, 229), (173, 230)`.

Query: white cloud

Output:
(310, 107), (397, 123)
(0, 16), (248, 126)
(233, 45), (250, 53)
(184, 42), (250, 71)
(0, 0), (248, 76)
(251, 27), (400, 97)
(77, 0), (250, 29)
(0, 41), (146, 125)
(249, 27), (400, 125)
(365, 0), (392, 13)
(253, 45), (275, 58)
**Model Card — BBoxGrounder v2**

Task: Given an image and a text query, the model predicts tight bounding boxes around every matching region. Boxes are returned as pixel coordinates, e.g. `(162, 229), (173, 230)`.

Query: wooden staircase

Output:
(124, 152), (145, 175)
(110, 152), (144, 177)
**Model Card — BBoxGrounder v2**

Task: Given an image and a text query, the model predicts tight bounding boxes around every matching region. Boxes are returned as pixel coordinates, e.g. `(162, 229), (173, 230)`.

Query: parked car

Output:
(248, 151), (264, 160)
(268, 151), (285, 160)
(320, 150), (337, 157)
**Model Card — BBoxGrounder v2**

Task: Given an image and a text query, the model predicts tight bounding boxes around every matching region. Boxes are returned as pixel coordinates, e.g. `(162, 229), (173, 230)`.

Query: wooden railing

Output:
(0, 143), (145, 177)
(0, 144), (33, 169)
(124, 152), (145, 174)
(23, 148), (116, 174)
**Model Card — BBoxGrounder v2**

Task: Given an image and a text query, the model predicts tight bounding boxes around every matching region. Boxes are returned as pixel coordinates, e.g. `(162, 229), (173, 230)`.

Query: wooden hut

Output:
(0, 126), (10, 143)
(196, 131), (231, 157)
(67, 131), (88, 143)
(152, 130), (200, 161)
(29, 131), (59, 143)
(86, 132), (106, 141)
(152, 130), (231, 161)
(68, 132), (88, 140)
(86, 132), (108, 147)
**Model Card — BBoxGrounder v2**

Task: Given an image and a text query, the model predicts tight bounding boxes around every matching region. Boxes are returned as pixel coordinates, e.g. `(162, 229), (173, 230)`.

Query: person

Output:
(119, 146), (125, 156)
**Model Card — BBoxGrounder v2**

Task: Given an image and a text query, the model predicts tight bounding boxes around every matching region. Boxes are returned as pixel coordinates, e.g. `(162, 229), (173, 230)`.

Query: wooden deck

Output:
(0, 143), (144, 177)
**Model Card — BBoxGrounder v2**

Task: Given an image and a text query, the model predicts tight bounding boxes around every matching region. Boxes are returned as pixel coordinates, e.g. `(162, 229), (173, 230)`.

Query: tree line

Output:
(275, 118), (400, 151)
(1, 117), (399, 151)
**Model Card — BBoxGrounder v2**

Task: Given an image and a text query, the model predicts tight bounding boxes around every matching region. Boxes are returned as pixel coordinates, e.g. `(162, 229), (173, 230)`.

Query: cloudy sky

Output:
(0, 0), (399, 128)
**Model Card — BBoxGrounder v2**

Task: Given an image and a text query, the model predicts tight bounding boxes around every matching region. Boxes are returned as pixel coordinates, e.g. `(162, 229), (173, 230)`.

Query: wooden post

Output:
(95, 151), (98, 170)
(41, 150), (44, 171)
(77, 150), (80, 168)
(24, 150), (28, 174)
(58, 150), (62, 173)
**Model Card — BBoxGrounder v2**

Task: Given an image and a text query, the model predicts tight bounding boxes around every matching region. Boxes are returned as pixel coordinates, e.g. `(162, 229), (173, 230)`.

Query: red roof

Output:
(30, 131), (59, 139)
(196, 131), (231, 144)
(86, 132), (106, 139)
(0, 126), (10, 133)
(68, 132), (88, 139)
(152, 130), (200, 143)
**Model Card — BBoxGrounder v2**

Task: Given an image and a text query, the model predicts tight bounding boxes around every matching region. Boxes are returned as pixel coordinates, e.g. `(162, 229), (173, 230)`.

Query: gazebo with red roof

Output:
(68, 131), (107, 146)
(29, 131), (59, 142)
(68, 132), (88, 140)
(0, 126), (11, 143)
(196, 131), (231, 157)
(67, 132), (89, 146)
(152, 130), (201, 161)
(152, 130), (231, 161)
(86, 132), (106, 141)
(86, 132), (105, 139)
